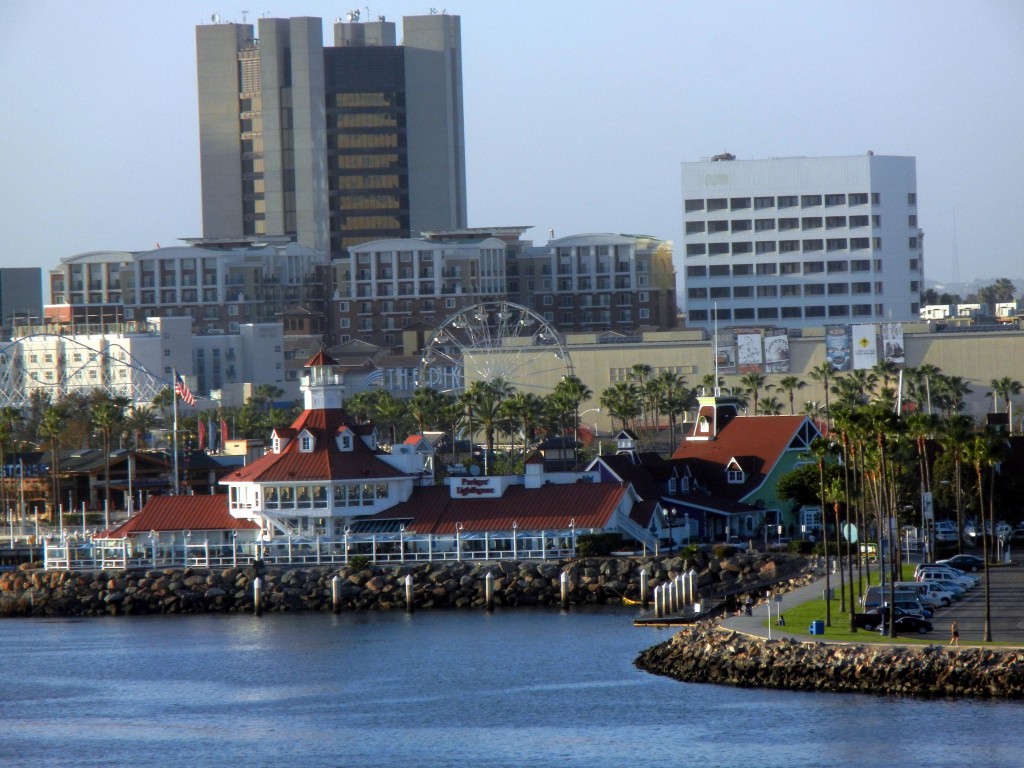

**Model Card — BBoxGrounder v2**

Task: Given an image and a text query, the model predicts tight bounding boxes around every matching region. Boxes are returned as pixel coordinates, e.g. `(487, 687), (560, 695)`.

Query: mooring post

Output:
(485, 571), (494, 612)
(654, 584), (664, 618)
(405, 573), (415, 613)
(332, 574), (341, 614)
(560, 570), (569, 610)
(253, 576), (262, 617)
(640, 568), (650, 609)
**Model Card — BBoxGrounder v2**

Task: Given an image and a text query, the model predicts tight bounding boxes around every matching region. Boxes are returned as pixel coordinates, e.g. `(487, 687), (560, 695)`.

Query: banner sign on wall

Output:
(852, 324), (878, 370)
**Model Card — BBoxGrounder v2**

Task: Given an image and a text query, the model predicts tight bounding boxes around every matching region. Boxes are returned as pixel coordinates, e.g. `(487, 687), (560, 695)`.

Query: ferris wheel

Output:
(418, 301), (572, 395)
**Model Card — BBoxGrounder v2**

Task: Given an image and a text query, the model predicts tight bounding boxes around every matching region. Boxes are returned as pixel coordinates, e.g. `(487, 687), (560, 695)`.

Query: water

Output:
(1, 607), (1022, 768)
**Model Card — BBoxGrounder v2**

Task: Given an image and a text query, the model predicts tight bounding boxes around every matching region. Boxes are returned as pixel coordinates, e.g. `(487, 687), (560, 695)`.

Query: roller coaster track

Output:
(0, 333), (168, 408)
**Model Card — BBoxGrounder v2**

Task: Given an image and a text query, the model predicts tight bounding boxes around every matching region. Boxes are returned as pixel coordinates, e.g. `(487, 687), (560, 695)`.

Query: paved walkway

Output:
(719, 573), (835, 640)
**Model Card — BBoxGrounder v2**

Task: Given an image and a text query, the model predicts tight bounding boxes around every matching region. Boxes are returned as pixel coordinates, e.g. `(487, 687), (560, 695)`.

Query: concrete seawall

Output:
(0, 551), (809, 617)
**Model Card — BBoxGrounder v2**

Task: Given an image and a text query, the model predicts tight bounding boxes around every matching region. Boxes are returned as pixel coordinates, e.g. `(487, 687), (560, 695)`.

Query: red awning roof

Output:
(100, 495), (258, 538)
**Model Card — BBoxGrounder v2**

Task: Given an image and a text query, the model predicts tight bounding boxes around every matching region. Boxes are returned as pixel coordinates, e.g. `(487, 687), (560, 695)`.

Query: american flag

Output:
(175, 373), (196, 406)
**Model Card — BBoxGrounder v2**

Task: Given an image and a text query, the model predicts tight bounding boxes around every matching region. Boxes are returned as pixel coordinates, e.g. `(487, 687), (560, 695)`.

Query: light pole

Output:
(684, 512), (691, 547)
(580, 408), (600, 456)
(663, 508), (678, 556)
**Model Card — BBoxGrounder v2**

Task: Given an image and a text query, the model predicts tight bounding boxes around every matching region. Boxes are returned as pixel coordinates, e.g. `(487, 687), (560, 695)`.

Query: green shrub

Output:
(788, 539), (815, 555)
(347, 554), (371, 571)
(576, 532), (624, 557)
(712, 544), (738, 559)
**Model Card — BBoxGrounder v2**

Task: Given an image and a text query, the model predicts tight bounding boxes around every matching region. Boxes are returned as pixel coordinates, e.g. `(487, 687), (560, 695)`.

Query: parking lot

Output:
(935, 561), (1024, 644)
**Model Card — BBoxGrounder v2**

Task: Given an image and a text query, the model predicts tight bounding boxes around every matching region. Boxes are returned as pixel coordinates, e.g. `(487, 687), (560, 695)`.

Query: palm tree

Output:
(808, 362), (834, 429)
(0, 406), (22, 524)
(653, 370), (690, 448)
(964, 433), (998, 641)
(500, 391), (545, 466)
(90, 398), (124, 515)
(807, 436), (840, 626)
(599, 382), (640, 432)
(471, 380), (512, 474)
(757, 396), (784, 415)
(700, 373), (724, 395)
(408, 387), (443, 436)
(777, 375), (806, 415)
(989, 376), (1022, 429)
(553, 375), (593, 469)
(628, 364), (653, 428)
(38, 406), (66, 522)
(739, 372), (771, 415)
(940, 415), (973, 556)
(124, 405), (160, 450)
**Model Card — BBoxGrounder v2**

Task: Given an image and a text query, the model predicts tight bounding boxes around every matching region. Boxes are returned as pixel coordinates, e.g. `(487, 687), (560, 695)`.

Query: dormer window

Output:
(300, 433), (314, 452)
(668, 477), (677, 494)
(727, 469), (744, 484)
(272, 436), (282, 454)
(337, 430), (353, 451)
(698, 416), (710, 433)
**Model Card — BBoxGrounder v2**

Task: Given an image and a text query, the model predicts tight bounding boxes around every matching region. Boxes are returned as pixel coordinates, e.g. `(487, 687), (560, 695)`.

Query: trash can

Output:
(809, 620), (825, 635)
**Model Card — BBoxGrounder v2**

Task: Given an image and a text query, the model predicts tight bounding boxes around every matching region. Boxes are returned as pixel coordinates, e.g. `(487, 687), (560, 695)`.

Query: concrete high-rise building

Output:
(196, 12), (467, 256)
(681, 154), (923, 329)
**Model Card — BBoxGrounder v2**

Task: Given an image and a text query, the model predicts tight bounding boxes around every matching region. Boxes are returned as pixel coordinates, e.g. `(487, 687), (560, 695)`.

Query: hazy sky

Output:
(2, 1), (1021, 295)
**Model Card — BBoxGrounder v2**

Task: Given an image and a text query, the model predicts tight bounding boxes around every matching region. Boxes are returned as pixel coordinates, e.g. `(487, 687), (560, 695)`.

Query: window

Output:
(825, 216), (846, 229)
(686, 265), (707, 277)
(908, 215), (917, 227)
(707, 198), (728, 212)
(710, 286), (731, 298)
(801, 217), (822, 230)
(757, 307), (779, 319)
(686, 244), (707, 256)
(850, 215), (869, 228)
(852, 304), (872, 316)
(908, 193), (917, 205)
(300, 434), (314, 452)
(871, 193), (880, 204)
(804, 261), (824, 274)
(909, 237), (918, 248)
(731, 219), (752, 232)
(825, 194), (846, 206)
(755, 241), (777, 254)
(873, 215), (882, 226)
(734, 308), (755, 320)
(781, 285), (801, 297)
(733, 286), (752, 298)
(852, 282), (872, 294)
(801, 194), (822, 208)
(828, 283), (849, 295)
(850, 237), (870, 250)
(687, 287), (708, 299)
(732, 264), (752, 276)
(781, 306), (802, 319)
(779, 217), (799, 231)
(685, 199), (705, 213)
(873, 237), (882, 248)
(685, 221), (706, 234)
(829, 305), (850, 317)
(639, 308), (650, 320)
(754, 196), (775, 210)
(732, 242), (752, 254)
(778, 195), (797, 208)
(708, 243), (729, 255)
(708, 220), (729, 234)
(755, 218), (776, 232)
(780, 262), (800, 275)
(780, 240), (800, 253)
(757, 285), (777, 297)
(802, 239), (823, 252)
(713, 307), (731, 320)
(689, 310), (708, 321)
(909, 258), (919, 271)
(709, 265), (730, 277)
(805, 284), (824, 295)
(756, 263), (777, 275)
(805, 306), (826, 317)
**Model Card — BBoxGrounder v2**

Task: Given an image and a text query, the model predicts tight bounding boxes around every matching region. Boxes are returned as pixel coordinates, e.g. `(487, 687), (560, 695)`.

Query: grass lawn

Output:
(770, 564), (944, 645)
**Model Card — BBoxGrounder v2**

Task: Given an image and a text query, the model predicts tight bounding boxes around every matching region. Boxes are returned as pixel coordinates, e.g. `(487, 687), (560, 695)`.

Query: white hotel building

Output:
(681, 154), (923, 329)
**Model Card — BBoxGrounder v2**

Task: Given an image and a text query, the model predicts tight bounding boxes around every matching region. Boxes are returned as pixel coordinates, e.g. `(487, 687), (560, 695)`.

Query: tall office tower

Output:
(196, 12), (466, 256)
(681, 154), (923, 329)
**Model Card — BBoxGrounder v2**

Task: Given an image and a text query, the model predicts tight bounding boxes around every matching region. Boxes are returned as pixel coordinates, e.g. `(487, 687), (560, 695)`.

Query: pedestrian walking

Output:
(950, 619), (960, 647)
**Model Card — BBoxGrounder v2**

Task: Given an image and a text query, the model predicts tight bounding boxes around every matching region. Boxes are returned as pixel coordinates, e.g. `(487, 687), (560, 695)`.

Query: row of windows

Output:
(688, 281), (882, 299)
(686, 238), (882, 256)
(684, 192), (899, 213)
(686, 214), (892, 234)
(688, 304), (887, 321)
(686, 259), (878, 278)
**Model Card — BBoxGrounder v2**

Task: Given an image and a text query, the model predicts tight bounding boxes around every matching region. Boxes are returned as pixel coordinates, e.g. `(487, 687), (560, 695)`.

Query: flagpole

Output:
(172, 368), (179, 495)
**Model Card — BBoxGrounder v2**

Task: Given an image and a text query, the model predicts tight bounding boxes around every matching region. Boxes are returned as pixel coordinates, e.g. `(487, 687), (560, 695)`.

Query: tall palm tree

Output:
(808, 362), (834, 429)
(552, 375), (593, 469)
(500, 391), (545, 467)
(628, 364), (653, 429)
(653, 370), (690, 448)
(739, 372), (771, 415)
(124, 405), (160, 450)
(90, 398), (123, 515)
(408, 387), (443, 436)
(989, 376), (1022, 429)
(0, 406), (22, 524)
(38, 406), (66, 522)
(777, 375), (806, 415)
(941, 415), (974, 556)
(807, 436), (840, 626)
(599, 382), (640, 432)
(964, 433), (998, 641)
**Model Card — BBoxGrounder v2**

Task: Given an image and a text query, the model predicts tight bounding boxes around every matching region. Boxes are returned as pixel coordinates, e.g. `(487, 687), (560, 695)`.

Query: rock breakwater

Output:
(635, 624), (1024, 699)
(0, 551), (809, 618)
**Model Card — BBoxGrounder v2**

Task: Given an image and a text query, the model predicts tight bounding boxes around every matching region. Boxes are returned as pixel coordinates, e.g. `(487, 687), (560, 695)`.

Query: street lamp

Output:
(663, 508), (678, 555)
(684, 512), (691, 547)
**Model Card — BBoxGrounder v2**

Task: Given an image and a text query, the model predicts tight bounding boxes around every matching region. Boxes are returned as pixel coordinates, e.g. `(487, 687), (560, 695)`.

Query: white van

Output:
(916, 569), (967, 598)
(893, 582), (943, 609)
(863, 585), (921, 611)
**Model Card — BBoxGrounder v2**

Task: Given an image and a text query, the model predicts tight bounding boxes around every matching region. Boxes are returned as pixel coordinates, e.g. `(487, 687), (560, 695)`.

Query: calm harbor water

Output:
(2, 607), (1022, 768)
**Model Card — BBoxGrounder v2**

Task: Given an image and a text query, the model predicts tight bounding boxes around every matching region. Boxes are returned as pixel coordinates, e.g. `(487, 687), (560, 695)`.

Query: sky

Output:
(2, 1), (1022, 297)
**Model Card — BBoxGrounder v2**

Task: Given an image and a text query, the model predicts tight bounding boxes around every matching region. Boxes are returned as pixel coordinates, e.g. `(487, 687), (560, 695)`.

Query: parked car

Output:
(880, 615), (934, 635)
(1007, 528), (1024, 545)
(936, 554), (985, 572)
(918, 581), (957, 607)
(934, 521), (959, 543)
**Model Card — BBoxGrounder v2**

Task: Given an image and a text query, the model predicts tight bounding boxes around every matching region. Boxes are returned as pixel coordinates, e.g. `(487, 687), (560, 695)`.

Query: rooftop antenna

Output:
(241, 10), (248, 23)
